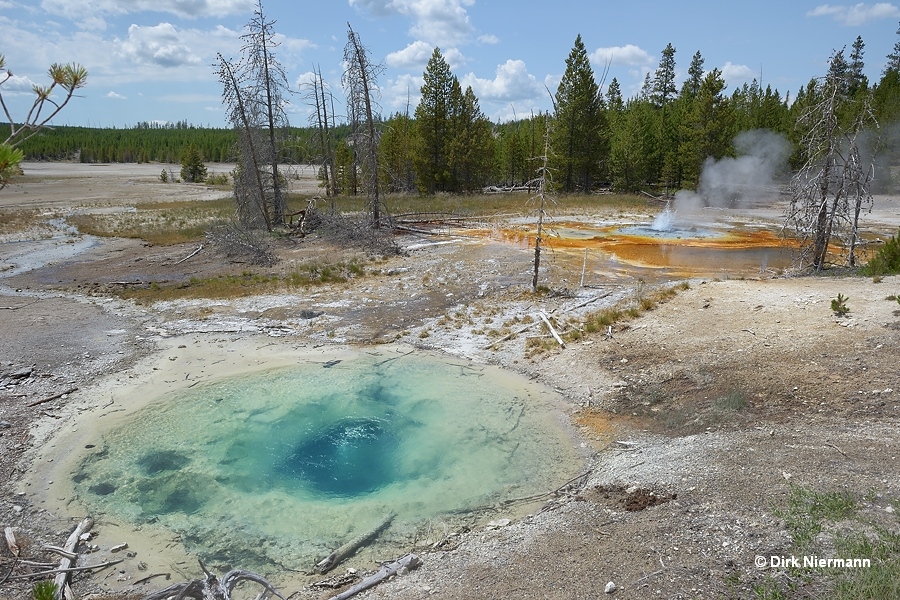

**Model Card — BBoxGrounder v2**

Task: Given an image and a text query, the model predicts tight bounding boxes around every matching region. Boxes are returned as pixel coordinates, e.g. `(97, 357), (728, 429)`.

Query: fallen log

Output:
(132, 572), (171, 586)
(328, 554), (421, 600)
(5, 558), (123, 582)
(539, 312), (566, 348)
(315, 512), (395, 574)
(54, 516), (93, 600)
(173, 244), (204, 266)
(28, 387), (78, 408)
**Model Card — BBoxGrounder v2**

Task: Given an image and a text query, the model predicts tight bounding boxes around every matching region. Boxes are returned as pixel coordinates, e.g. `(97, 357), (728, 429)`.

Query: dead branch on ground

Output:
(142, 560), (285, 600)
(315, 512), (395, 574)
(327, 553), (421, 600)
(28, 388), (78, 408)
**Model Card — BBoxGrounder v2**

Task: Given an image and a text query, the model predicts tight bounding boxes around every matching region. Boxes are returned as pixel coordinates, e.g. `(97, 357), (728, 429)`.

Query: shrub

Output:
(0, 143), (24, 188)
(831, 293), (850, 316)
(32, 581), (58, 600)
(863, 228), (900, 276)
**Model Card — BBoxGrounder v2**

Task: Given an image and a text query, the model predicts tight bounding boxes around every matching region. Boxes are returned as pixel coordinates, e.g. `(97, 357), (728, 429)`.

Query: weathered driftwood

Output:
(538, 311), (566, 348)
(132, 572), (171, 586)
(41, 545), (77, 561)
(4, 527), (19, 556)
(315, 512), (395, 574)
(54, 516), (93, 600)
(6, 558), (123, 582)
(173, 244), (204, 265)
(328, 553), (421, 600)
(28, 387), (78, 408)
(143, 560), (285, 600)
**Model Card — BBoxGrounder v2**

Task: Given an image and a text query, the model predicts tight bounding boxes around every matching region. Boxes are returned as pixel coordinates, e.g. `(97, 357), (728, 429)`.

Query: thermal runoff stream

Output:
(70, 351), (584, 571)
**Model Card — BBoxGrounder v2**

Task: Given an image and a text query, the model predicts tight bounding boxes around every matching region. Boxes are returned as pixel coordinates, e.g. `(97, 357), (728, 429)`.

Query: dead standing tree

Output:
(215, 0), (291, 232)
(241, 0), (291, 226)
(343, 23), (385, 227)
(531, 115), (555, 292)
(215, 53), (271, 231)
(785, 50), (877, 271)
(307, 65), (339, 200)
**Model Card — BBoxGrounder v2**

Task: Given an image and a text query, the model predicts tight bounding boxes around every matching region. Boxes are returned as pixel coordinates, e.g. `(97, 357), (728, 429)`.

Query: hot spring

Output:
(488, 211), (794, 281)
(66, 349), (583, 572)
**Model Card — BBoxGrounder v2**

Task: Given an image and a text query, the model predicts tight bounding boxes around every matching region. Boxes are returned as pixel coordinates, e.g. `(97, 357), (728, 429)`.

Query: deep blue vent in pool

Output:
(70, 351), (584, 572)
(279, 417), (399, 496)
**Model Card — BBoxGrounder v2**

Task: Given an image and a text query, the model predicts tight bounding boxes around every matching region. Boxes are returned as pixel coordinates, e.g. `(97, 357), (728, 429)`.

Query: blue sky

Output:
(2, 0), (900, 129)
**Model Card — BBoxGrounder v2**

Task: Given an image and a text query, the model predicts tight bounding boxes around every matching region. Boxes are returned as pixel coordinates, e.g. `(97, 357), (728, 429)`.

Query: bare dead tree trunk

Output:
(310, 66), (333, 199)
(239, 0), (292, 227)
(532, 116), (553, 292)
(216, 53), (272, 231)
(786, 53), (876, 272)
(256, 3), (285, 225)
(344, 23), (385, 228)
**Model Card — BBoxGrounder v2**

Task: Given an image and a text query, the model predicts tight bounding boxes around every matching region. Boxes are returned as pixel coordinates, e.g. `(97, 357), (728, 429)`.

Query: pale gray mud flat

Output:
(1, 163), (899, 600)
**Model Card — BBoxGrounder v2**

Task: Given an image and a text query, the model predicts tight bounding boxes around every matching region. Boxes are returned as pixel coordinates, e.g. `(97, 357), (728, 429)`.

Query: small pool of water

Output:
(483, 219), (794, 280)
(71, 351), (583, 572)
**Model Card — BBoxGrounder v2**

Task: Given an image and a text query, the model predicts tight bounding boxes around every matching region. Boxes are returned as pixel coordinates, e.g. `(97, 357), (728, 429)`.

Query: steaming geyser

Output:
(650, 202), (676, 232)
(70, 350), (583, 571)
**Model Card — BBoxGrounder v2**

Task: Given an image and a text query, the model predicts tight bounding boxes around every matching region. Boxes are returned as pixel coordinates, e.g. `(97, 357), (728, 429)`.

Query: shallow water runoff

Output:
(71, 350), (583, 572)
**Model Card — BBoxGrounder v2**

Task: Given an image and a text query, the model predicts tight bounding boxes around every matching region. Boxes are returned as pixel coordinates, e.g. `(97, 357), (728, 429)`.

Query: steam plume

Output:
(674, 129), (791, 214)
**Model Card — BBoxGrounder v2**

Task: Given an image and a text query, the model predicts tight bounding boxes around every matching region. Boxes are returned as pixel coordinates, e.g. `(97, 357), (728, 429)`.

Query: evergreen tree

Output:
(606, 78), (625, 114)
(550, 34), (605, 192)
(886, 22), (900, 74)
(448, 85), (495, 192)
(379, 111), (417, 193)
(180, 142), (208, 183)
(679, 68), (732, 187)
(873, 66), (900, 123)
(849, 36), (867, 96)
(414, 48), (455, 193)
(650, 43), (679, 189)
(681, 51), (705, 100)
(651, 43), (678, 109)
(609, 97), (654, 192)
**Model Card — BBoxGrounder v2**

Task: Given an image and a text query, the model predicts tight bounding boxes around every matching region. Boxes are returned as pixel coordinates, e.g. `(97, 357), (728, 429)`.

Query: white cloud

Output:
(0, 74), (38, 94)
(441, 47), (467, 70)
(461, 59), (542, 102)
(721, 62), (756, 85)
(590, 44), (653, 67)
(41, 0), (255, 19)
(478, 34), (498, 45)
(383, 73), (423, 112)
(351, 0), (475, 47)
(807, 3), (900, 26)
(117, 23), (202, 68)
(106, 90), (127, 99)
(294, 71), (318, 89)
(386, 41), (434, 68)
(77, 15), (108, 31)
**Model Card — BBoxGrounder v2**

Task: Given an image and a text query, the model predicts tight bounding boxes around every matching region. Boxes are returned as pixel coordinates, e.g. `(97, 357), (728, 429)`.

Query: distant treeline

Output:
(11, 121), (346, 164)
